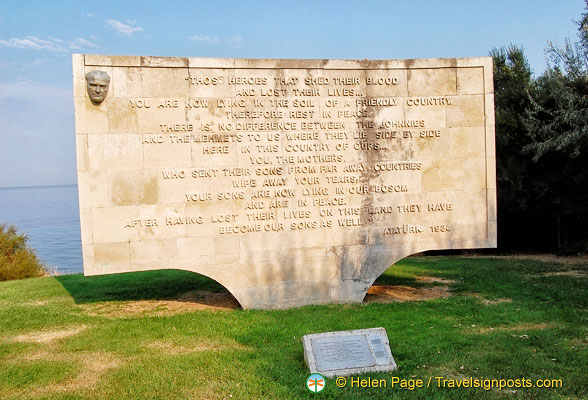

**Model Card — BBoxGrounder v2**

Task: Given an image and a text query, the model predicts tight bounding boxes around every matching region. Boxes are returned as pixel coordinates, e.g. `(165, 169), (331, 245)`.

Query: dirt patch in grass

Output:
(468, 322), (555, 335)
(6, 344), (124, 398)
(569, 337), (588, 348)
(465, 292), (513, 305)
(364, 284), (452, 303)
(20, 350), (55, 361)
(10, 325), (87, 343)
(415, 276), (456, 284)
(56, 353), (121, 392)
(21, 296), (71, 307)
(20, 351), (122, 397)
(147, 339), (248, 355)
(81, 290), (240, 318)
(473, 254), (588, 265)
(481, 298), (512, 305)
(541, 270), (588, 278)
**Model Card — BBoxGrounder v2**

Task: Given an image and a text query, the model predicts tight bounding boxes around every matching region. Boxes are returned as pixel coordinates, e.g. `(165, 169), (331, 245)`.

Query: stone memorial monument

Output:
(73, 54), (496, 309)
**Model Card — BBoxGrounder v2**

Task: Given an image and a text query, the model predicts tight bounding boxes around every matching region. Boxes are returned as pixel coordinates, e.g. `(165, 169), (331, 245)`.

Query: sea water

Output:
(0, 185), (82, 275)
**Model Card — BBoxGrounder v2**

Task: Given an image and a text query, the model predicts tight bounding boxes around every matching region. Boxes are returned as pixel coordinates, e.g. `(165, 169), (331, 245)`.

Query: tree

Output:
(521, 2), (588, 249)
(490, 45), (535, 215)
(491, 27), (588, 251)
(524, 1), (588, 160)
(0, 224), (46, 281)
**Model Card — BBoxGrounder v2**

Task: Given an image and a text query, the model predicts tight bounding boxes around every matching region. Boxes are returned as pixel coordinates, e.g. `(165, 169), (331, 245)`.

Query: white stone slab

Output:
(303, 327), (397, 378)
(73, 55), (497, 309)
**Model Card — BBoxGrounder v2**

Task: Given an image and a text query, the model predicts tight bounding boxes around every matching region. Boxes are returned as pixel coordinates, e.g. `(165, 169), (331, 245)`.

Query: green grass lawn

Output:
(0, 256), (586, 399)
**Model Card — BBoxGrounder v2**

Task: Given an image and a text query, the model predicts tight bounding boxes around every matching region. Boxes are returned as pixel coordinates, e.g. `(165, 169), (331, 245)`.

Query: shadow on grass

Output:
(55, 269), (229, 304)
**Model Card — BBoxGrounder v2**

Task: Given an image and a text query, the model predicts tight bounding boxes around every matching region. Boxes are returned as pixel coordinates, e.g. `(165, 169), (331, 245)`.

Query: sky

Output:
(0, 0), (585, 188)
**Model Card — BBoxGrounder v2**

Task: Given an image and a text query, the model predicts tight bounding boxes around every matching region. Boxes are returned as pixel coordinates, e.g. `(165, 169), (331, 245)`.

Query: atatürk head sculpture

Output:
(85, 70), (110, 103)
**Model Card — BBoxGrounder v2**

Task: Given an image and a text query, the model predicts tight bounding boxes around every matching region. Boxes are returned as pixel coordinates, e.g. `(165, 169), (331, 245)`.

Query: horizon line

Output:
(0, 183), (77, 190)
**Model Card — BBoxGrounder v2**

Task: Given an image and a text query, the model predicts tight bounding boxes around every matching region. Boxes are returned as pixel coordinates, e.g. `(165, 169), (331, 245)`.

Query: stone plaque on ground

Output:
(73, 55), (496, 309)
(303, 328), (396, 377)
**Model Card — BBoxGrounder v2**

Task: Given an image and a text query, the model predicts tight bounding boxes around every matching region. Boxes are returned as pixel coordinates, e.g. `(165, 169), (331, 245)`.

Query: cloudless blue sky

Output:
(0, 0), (585, 187)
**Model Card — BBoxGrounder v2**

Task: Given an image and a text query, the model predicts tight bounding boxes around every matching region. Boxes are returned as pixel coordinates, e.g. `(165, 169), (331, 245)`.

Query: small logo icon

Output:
(306, 373), (326, 393)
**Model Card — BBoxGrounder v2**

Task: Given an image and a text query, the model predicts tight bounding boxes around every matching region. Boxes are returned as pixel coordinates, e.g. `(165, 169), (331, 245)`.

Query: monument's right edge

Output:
(483, 59), (497, 248)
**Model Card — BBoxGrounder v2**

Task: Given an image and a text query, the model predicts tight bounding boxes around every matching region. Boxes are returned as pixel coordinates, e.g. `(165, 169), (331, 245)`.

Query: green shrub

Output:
(0, 224), (46, 281)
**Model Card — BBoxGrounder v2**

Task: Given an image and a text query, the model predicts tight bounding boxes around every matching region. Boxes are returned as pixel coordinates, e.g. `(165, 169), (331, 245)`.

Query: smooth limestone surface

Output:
(73, 55), (496, 309)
